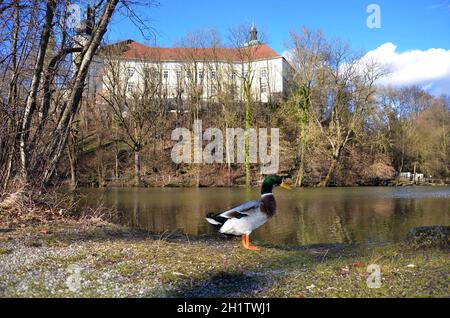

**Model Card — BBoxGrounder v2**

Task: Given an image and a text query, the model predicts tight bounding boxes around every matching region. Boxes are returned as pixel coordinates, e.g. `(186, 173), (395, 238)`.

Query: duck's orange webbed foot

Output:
(241, 234), (247, 248)
(241, 234), (260, 251)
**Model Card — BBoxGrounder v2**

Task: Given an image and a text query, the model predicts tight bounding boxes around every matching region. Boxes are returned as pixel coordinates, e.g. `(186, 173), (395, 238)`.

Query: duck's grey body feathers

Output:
(206, 194), (276, 236)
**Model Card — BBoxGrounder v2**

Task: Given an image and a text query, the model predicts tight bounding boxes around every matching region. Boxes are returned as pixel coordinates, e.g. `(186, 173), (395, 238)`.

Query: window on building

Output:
(127, 67), (135, 78)
(176, 70), (182, 79)
(211, 71), (216, 79)
(231, 72), (237, 81)
(261, 68), (267, 78)
(199, 71), (204, 80)
(162, 70), (169, 80)
(144, 67), (158, 79)
(127, 83), (134, 93)
(261, 83), (267, 93)
(152, 67), (161, 79)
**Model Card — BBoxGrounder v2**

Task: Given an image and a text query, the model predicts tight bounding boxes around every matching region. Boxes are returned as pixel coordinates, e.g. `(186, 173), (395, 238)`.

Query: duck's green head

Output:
(261, 175), (292, 195)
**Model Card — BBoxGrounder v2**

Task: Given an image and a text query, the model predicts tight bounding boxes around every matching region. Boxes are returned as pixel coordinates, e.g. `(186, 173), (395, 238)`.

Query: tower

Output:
(72, 4), (94, 73)
(245, 24), (260, 47)
(75, 5), (94, 36)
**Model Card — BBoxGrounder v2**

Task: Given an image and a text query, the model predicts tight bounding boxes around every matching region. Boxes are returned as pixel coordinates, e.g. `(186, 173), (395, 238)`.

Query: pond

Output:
(79, 187), (450, 246)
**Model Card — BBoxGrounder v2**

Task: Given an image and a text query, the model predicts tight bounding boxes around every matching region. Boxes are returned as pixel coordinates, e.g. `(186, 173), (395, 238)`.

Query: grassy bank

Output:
(0, 221), (448, 298)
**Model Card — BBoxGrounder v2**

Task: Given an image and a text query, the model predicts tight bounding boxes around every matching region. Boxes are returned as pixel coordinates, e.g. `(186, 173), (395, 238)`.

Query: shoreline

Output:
(0, 220), (448, 298)
(72, 182), (450, 190)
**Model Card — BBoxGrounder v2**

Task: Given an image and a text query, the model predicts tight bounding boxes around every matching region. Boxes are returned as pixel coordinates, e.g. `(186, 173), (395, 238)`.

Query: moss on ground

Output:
(0, 247), (12, 255)
(0, 222), (448, 298)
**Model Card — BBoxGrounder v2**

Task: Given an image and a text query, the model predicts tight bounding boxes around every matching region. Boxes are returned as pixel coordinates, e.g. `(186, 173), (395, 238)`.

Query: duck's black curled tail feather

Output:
(205, 212), (228, 229)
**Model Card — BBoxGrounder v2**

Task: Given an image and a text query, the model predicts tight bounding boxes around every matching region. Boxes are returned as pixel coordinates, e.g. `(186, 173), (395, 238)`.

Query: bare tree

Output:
(0, 0), (120, 191)
(0, 0), (165, 197)
(228, 23), (266, 188)
(0, 0), (41, 192)
(312, 40), (387, 186)
(286, 27), (328, 186)
(100, 45), (164, 186)
(175, 29), (223, 186)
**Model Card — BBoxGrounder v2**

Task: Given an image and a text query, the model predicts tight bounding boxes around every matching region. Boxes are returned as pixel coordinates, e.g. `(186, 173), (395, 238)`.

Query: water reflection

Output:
(80, 187), (450, 245)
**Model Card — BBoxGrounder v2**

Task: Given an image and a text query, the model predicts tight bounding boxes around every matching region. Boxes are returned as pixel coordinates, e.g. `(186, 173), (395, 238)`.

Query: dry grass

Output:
(0, 221), (448, 298)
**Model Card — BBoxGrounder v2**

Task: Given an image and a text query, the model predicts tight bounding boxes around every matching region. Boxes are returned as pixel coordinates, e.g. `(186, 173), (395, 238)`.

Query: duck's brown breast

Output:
(260, 195), (276, 218)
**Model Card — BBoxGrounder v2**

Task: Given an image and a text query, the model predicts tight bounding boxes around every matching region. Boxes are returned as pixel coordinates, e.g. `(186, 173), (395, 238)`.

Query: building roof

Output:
(101, 40), (281, 62)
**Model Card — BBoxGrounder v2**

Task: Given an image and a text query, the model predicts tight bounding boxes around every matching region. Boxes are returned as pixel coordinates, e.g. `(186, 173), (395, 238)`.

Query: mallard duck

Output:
(206, 175), (291, 250)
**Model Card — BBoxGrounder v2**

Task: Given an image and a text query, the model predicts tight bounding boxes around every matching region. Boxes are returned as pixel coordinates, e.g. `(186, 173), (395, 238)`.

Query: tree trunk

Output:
(41, 0), (119, 185)
(1, 2), (20, 192)
(319, 155), (338, 187)
(2, 144), (14, 192)
(68, 155), (77, 191)
(296, 134), (307, 187)
(194, 109), (200, 188)
(295, 83), (311, 187)
(225, 122), (232, 187)
(115, 142), (120, 180)
(97, 136), (104, 188)
(397, 156), (404, 185)
(134, 149), (141, 187)
(19, 0), (56, 182)
(244, 81), (252, 189)
(67, 143), (77, 190)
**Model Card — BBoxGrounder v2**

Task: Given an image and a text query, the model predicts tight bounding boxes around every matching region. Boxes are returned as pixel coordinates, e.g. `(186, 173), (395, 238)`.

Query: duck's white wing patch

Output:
(219, 205), (268, 236)
(205, 217), (222, 225)
(219, 200), (261, 219)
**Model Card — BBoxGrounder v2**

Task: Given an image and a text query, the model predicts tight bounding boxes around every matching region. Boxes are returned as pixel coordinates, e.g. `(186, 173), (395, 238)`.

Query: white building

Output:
(399, 172), (425, 182)
(87, 26), (292, 106)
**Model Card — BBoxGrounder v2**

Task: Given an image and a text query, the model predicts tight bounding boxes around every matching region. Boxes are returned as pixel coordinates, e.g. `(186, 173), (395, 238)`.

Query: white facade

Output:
(399, 172), (425, 182)
(74, 17), (292, 105)
(87, 27), (293, 106)
(110, 56), (290, 103)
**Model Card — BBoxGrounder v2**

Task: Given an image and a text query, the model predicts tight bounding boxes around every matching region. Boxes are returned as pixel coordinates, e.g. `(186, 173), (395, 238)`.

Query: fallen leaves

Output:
(39, 228), (51, 235)
(352, 261), (366, 268)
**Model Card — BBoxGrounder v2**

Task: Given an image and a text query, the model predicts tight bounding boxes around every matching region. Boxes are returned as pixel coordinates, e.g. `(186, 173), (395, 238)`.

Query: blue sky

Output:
(107, 0), (450, 53)
(105, 0), (450, 95)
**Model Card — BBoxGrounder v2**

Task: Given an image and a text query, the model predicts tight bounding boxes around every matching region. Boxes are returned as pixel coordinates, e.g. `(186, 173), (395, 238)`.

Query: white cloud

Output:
(361, 43), (450, 96)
